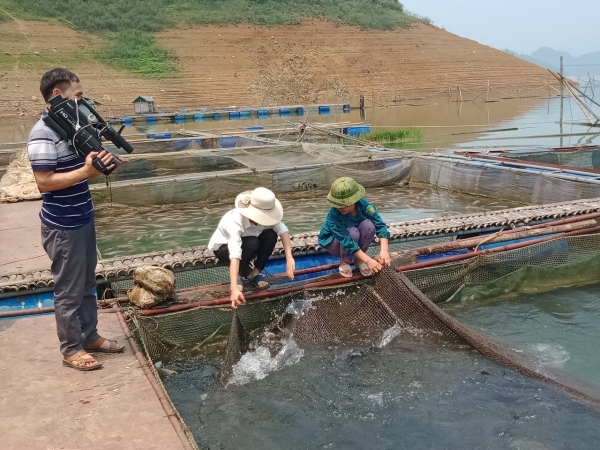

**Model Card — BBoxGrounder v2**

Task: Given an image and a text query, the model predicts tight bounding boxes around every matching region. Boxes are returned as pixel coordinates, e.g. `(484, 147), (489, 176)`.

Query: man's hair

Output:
(40, 68), (80, 101)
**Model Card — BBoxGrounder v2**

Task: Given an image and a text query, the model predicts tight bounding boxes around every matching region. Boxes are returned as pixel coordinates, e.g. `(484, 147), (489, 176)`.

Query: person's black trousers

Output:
(214, 229), (278, 277)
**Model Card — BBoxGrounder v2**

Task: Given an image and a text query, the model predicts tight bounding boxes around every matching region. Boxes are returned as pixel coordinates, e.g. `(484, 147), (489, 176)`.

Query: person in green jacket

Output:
(318, 177), (391, 278)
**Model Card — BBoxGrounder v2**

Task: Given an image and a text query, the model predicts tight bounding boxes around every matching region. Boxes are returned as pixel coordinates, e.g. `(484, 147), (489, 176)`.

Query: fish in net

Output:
(221, 268), (600, 406)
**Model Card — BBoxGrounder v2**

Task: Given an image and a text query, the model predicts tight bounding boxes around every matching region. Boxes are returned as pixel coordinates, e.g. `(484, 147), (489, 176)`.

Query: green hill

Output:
(0, 0), (429, 76)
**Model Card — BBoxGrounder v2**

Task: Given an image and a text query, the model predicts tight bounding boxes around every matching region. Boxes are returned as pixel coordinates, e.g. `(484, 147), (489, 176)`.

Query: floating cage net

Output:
(130, 233), (600, 364)
(126, 233), (600, 447)
(506, 148), (600, 170)
(91, 143), (412, 205)
(410, 157), (600, 205)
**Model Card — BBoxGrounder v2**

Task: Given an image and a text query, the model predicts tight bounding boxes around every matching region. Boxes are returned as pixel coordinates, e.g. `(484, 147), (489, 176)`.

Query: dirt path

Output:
(1, 8), (33, 70)
(0, 18), (555, 121)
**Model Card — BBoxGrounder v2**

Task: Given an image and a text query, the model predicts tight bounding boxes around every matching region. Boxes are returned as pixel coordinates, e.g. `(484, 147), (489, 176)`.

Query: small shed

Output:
(133, 96), (155, 114)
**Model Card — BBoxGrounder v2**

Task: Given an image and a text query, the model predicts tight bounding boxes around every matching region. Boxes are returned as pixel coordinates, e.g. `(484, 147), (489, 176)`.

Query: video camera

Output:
(43, 95), (134, 175)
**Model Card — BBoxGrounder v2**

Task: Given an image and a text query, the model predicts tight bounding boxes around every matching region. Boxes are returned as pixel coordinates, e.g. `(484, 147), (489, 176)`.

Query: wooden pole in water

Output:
(560, 55), (564, 147)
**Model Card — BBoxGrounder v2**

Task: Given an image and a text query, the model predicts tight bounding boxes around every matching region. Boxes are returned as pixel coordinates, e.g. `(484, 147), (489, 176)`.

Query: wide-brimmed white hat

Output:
(235, 187), (283, 226)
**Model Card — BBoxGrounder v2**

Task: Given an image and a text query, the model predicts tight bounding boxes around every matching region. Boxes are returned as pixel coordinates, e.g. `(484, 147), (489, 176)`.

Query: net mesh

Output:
(130, 234), (600, 404)
(91, 143), (413, 206)
(287, 268), (600, 403)
(507, 148), (600, 170)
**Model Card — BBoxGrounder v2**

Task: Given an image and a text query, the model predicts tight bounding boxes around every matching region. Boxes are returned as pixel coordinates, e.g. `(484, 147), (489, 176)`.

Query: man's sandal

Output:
(63, 350), (103, 371)
(83, 337), (125, 354)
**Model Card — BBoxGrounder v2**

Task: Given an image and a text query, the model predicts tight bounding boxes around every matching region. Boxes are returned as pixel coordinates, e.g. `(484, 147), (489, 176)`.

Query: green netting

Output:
(129, 233), (600, 363)
(405, 234), (600, 302)
(445, 251), (600, 305)
(131, 294), (303, 362)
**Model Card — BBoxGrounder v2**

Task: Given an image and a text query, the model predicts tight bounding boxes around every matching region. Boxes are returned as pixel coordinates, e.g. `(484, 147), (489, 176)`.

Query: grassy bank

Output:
(0, 0), (429, 77)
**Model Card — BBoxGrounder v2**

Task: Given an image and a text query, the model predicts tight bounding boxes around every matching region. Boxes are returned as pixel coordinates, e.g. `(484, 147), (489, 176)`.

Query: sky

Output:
(400, 0), (597, 57)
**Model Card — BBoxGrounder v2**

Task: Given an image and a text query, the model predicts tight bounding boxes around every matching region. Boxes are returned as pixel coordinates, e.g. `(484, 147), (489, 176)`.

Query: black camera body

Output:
(43, 95), (134, 175)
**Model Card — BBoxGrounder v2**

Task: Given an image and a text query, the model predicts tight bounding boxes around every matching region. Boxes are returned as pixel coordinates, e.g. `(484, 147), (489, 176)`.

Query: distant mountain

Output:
(505, 47), (600, 77)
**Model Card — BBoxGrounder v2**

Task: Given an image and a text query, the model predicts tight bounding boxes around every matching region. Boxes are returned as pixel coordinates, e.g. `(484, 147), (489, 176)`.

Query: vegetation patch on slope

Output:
(0, 0), (429, 76)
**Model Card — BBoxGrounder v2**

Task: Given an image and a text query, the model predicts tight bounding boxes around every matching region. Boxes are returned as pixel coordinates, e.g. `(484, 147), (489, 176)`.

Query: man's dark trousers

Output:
(41, 220), (100, 357)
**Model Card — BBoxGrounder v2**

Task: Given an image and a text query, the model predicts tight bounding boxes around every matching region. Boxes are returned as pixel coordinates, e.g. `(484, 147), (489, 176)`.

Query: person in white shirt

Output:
(209, 187), (296, 308)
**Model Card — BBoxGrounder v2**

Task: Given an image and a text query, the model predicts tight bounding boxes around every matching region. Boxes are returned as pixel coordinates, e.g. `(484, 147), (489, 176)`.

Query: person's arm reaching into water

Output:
(364, 201), (391, 267)
(376, 238), (391, 267)
(229, 258), (245, 309)
(280, 231), (295, 280)
(224, 215), (246, 309)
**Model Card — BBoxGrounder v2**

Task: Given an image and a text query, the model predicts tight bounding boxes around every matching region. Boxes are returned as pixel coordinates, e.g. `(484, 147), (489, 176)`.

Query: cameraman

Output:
(27, 68), (124, 371)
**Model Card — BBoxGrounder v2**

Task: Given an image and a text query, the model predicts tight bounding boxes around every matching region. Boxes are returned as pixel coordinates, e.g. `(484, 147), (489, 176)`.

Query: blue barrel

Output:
(319, 105), (330, 114)
(229, 111), (241, 119)
(146, 116), (157, 124)
(122, 117), (133, 124)
(213, 113), (221, 120)
(155, 132), (172, 139)
(295, 107), (304, 116)
(240, 111), (251, 117)
(174, 114), (185, 121)
(343, 104), (351, 112)
(219, 136), (237, 148)
(345, 125), (371, 136)
(146, 133), (156, 139)
(257, 109), (269, 118)
(194, 113), (205, 121)
(279, 108), (291, 116)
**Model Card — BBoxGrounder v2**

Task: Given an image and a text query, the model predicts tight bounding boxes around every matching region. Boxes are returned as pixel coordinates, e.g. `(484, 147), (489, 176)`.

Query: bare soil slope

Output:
(0, 18), (551, 119)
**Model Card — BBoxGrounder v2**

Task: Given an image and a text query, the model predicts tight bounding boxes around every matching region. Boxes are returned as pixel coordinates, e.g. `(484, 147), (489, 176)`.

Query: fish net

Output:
(129, 233), (600, 404)
(506, 148), (600, 170)
(284, 268), (600, 404)
(91, 143), (412, 205)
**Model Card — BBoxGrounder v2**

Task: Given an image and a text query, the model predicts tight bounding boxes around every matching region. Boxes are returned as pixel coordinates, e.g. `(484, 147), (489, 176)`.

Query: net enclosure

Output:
(91, 143), (412, 205)
(129, 233), (600, 405)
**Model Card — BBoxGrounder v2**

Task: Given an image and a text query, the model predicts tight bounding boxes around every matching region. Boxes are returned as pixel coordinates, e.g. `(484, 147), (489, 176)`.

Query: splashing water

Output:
(377, 324), (403, 348)
(228, 338), (304, 386)
(529, 343), (571, 368)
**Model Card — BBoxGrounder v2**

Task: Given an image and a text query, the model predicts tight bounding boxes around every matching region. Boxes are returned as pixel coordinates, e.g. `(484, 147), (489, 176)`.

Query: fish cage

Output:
(120, 228), (600, 450)
(91, 143), (412, 205)
(457, 145), (600, 172)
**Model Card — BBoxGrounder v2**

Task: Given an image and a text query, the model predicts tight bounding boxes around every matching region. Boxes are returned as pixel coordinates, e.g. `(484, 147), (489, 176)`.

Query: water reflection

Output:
(3, 96), (594, 153)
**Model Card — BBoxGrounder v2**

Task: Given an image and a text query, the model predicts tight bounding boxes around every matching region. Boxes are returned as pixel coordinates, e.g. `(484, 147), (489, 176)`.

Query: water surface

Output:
(95, 185), (518, 258)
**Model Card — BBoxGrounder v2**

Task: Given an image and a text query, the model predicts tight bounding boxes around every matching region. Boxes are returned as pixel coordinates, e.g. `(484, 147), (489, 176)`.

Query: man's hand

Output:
(286, 256), (296, 280)
(83, 150), (116, 177)
(230, 289), (245, 309)
(375, 250), (391, 267)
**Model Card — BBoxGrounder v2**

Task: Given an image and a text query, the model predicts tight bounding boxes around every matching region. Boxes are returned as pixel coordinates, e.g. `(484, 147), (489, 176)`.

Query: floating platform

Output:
(113, 103), (352, 125)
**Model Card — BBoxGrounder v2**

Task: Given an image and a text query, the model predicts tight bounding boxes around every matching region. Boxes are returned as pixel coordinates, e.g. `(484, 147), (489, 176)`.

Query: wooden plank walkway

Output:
(0, 313), (185, 450)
